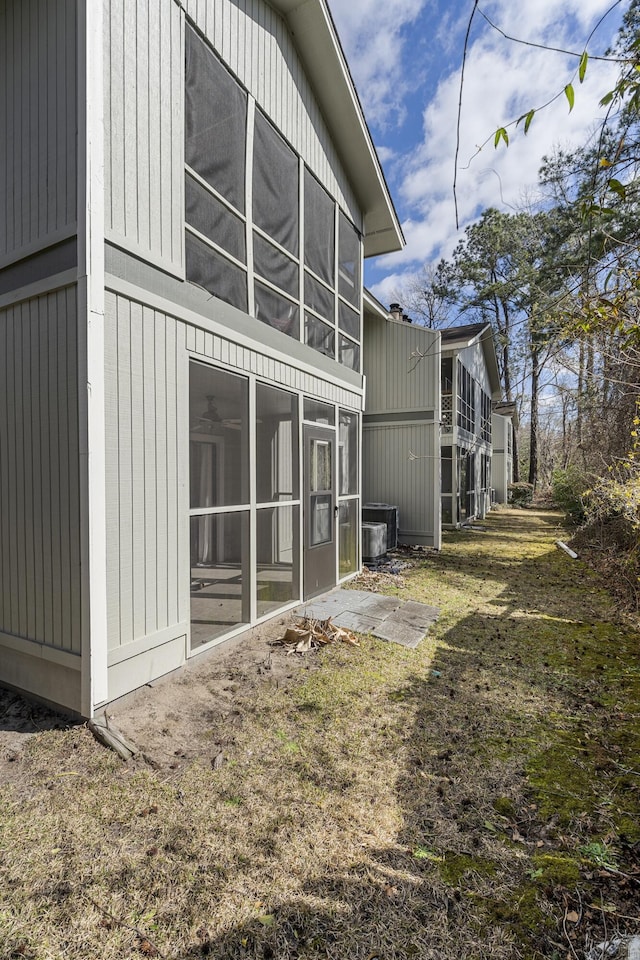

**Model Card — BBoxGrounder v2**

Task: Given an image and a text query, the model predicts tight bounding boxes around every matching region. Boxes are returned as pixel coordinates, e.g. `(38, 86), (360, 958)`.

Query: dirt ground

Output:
(0, 610), (314, 776)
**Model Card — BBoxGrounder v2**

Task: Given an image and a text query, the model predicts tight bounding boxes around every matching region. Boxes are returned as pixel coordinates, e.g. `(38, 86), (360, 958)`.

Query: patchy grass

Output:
(1, 508), (640, 959)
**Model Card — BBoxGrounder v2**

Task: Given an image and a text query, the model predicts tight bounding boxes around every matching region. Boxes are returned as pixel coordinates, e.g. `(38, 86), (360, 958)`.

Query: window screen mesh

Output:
(253, 234), (299, 299)
(305, 314), (335, 359)
(339, 335), (360, 371)
(186, 174), (246, 263)
(338, 212), (361, 307)
(304, 272), (334, 323)
(255, 282), (299, 339)
(186, 232), (248, 312)
(304, 168), (335, 284)
(253, 111), (299, 255)
(185, 26), (247, 213)
(338, 301), (360, 341)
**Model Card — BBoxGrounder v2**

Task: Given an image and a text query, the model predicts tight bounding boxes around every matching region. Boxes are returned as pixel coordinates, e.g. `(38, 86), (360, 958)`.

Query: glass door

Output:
(303, 424), (337, 599)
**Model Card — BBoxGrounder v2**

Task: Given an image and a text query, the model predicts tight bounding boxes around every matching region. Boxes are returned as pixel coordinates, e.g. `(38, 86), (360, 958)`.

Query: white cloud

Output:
(365, 0), (622, 295)
(330, 0), (431, 127)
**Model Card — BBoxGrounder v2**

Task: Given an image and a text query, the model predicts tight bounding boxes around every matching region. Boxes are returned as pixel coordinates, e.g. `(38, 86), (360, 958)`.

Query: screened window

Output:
(480, 390), (492, 442)
(338, 212), (361, 308)
(305, 314), (335, 359)
(253, 110), (299, 256)
(339, 500), (358, 575)
(305, 273), (334, 323)
(339, 336), (360, 372)
(189, 364), (249, 507)
(255, 282), (299, 338)
(303, 399), (334, 425)
(185, 173), (246, 263)
(256, 384), (299, 503)
(304, 169), (334, 284)
(339, 410), (358, 495)
(338, 301), (360, 341)
(254, 234), (299, 299)
(457, 360), (475, 434)
(185, 26), (246, 212)
(186, 232), (248, 312)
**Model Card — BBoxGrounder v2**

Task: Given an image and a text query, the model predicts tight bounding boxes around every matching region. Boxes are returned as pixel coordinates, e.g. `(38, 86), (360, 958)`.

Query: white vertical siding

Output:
(103, 0), (361, 271)
(183, 0), (360, 224)
(0, 0), (77, 265)
(363, 423), (439, 545)
(0, 286), (82, 653)
(363, 319), (440, 415)
(104, 0), (184, 273)
(104, 291), (186, 651)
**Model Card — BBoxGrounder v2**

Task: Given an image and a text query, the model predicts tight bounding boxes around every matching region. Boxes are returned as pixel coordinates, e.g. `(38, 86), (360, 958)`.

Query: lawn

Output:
(1, 508), (639, 960)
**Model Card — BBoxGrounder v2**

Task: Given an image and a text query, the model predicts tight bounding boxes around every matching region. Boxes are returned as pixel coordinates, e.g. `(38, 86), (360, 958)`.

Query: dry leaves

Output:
(275, 617), (360, 654)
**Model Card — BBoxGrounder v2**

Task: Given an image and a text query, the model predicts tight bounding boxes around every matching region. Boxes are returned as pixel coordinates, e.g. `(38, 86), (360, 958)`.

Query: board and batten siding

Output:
(180, 0), (360, 225)
(104, 290), (187, 655)
(0, 0), (77, 267)
(0, 286), (82, 655)
(363, 319), (440, 416)
(363, 422), (440, 545)
(103, 0), (361, 276)
(103, 0), (184, 274)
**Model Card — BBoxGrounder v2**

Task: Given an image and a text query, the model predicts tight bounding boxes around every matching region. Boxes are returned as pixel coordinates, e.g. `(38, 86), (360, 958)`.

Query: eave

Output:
(270, 0), (404, 259)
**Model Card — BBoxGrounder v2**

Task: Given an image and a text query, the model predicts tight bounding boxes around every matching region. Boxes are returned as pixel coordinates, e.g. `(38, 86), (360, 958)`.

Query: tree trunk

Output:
(528, 346), (540, 487)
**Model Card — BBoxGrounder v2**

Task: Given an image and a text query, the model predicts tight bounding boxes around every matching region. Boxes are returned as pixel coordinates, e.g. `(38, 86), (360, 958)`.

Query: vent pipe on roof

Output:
(389, 303), (402, 321)
(402, 313), (412, 324)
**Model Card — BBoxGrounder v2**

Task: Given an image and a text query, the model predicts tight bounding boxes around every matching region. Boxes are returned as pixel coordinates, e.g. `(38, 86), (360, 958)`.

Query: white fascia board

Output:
(272, 0), (404, 258)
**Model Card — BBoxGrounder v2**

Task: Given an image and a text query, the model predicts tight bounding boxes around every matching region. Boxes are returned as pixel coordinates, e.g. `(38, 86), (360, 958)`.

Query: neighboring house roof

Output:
(493, 400), (518, 426)
(363, 287), (391, 321)
(271, 0), (404, 259)
(441, 322), (502, 400)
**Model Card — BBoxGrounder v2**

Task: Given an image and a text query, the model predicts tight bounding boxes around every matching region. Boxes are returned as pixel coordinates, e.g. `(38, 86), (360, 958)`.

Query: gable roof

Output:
(270, 0), (404, 259)
(441, 322), (502, 400)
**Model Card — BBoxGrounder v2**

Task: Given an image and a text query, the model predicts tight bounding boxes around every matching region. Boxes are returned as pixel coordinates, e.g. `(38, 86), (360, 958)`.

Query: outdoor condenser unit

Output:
(362, 503), (399, 550)
(362, 521), (388, 562)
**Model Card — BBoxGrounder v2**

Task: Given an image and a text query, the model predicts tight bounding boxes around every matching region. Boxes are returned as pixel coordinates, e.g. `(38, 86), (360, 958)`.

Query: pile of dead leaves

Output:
(273, 617), (360, 655)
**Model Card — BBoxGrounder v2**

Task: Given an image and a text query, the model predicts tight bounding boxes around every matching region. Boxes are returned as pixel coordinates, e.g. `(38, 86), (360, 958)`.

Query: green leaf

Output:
(564, 83), (575, 112)
(599, 157), (612, 168)
(599, 90), (614, 107)
(524, 109), (535, 134)
(579, 51), (588, 83)
(494, 127), (509, 149)
(608, 177), (626, 199)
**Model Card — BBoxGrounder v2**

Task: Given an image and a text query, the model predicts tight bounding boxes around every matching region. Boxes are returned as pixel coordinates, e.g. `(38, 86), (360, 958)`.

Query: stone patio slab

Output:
(331, 611), (385, 633)
(372, 620), (426, 649)
(354, 594), (402, 617)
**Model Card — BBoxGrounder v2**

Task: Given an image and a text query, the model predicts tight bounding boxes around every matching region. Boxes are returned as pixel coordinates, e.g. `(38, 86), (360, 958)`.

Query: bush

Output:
(551, 466), (589, 522)
(508, 482), (534, 507)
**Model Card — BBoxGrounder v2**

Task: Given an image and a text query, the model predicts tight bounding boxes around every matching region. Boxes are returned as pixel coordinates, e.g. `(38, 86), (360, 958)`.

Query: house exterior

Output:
(440, 323), (502, 527)
(362, 295), (441, 549)
(0, 0), (403, 716)
(491, 401), (517, 504)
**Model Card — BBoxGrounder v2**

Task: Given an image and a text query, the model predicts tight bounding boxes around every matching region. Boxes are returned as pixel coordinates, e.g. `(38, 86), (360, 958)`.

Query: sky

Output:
(329, 0), (626, 307)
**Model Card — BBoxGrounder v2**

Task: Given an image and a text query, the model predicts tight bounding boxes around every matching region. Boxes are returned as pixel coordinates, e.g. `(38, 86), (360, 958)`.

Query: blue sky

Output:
(330, 0), (625, 305)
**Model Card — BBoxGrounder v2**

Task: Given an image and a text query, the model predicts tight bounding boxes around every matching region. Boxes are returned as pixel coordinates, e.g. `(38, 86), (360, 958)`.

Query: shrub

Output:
(508, 482), (534, 507)
(551, 466), (589, 522)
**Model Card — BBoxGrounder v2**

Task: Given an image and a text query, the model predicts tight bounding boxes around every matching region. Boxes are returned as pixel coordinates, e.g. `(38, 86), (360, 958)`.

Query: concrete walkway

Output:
(295, 589), (439, 649)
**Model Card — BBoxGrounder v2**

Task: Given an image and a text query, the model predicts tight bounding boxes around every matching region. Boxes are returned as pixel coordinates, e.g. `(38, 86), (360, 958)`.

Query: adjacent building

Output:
(0, 0), (403, 716)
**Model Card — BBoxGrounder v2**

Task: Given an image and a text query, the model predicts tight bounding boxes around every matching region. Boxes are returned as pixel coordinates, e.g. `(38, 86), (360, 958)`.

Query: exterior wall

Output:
(0, 0), (77, 267)
(0, 285), (83, 712)
(441, 340), (493, 526)
(103, 0), (361, 277)
(491, 413), (513, 503)
(103, 278), (363, 703)
(363, 318), (441, 547)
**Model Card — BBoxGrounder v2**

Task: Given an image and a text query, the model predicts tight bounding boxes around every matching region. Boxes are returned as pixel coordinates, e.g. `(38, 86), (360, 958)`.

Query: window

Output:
(185, 25), (248, 311)
(183, 24), (363, 371)
(457, 360), (475, 434)
(480, 390), (492, 442)
(185, 27), (246, 212)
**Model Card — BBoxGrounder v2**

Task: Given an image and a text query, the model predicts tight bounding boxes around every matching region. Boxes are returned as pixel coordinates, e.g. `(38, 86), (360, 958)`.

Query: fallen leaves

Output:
(275, 617), (360, 654)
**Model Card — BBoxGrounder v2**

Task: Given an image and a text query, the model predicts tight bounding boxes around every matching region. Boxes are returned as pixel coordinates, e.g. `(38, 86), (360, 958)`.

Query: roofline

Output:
(363, 287), (391, 320)
(441, 323), (502, 399)
(269, 0), (404, 258)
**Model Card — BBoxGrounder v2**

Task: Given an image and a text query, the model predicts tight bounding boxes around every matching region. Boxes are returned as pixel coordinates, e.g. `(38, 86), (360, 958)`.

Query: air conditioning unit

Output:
(362, 521), (387, 561)
(362, 503), (399, 550)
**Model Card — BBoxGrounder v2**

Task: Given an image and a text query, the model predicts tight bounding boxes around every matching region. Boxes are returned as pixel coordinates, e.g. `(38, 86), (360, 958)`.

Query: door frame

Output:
(303, 423), (337, 599)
